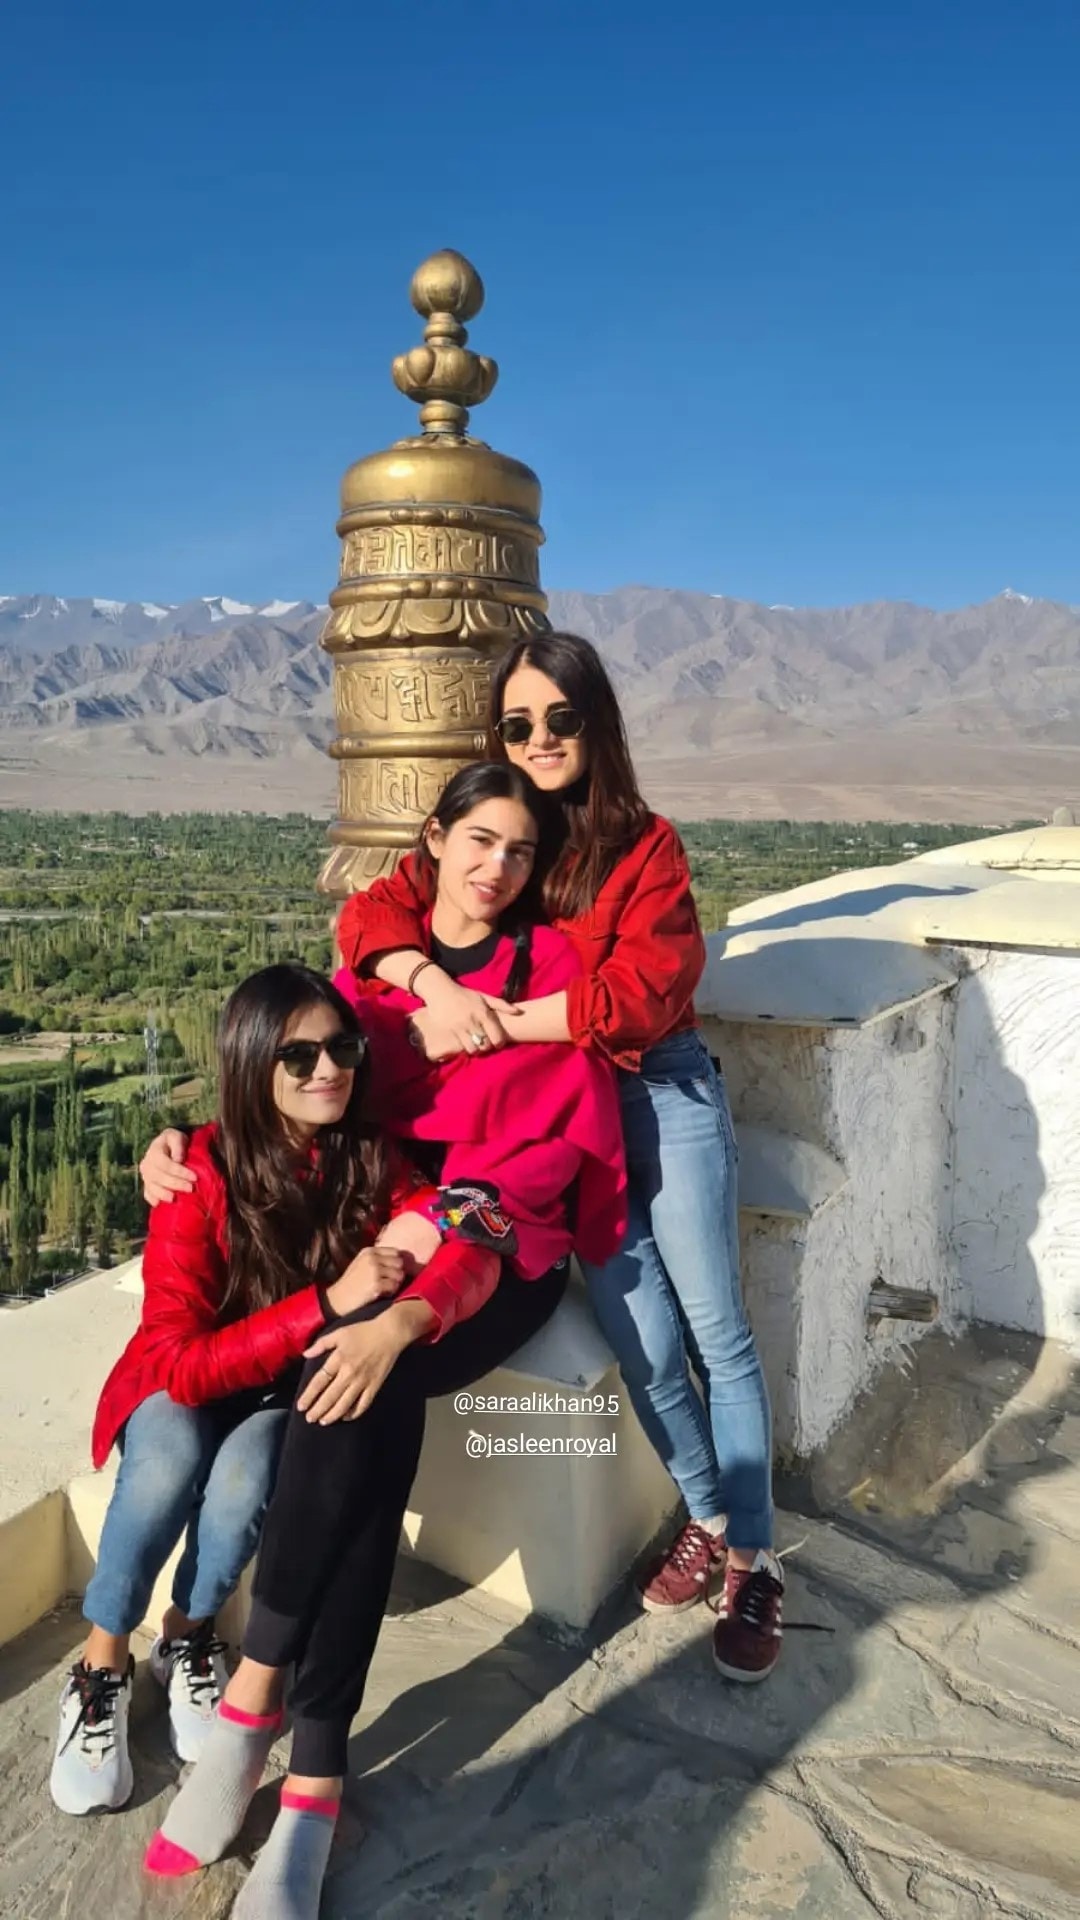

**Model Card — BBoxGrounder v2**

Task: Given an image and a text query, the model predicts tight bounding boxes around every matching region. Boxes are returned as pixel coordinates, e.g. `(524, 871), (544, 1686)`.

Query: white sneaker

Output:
(49, 1658), (134, 1814)
(149, 1625), (229, 1762)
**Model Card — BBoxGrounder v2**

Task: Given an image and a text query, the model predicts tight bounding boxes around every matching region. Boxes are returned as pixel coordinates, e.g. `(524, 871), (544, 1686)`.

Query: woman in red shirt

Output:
(338, 632), (783, 1683)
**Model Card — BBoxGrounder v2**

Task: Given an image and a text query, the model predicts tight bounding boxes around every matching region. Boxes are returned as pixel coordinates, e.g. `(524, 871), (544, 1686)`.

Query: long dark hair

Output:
(214, 963), (389, 1316)
(413, 761), (551, 1001)
(488, 632), (650, 919)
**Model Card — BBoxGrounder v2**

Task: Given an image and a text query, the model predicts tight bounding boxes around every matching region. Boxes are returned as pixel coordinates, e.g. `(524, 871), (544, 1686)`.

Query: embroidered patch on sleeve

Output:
(433, 1180), (519, 1256)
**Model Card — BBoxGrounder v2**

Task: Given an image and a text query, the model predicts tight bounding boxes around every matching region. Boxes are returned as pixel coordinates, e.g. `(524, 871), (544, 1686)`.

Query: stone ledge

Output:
(0, 1493), (68, 1648)
(736, 1124), (847, 1220)
(0, 1270), (678, 1647)
(0, 1269), (139, 1527)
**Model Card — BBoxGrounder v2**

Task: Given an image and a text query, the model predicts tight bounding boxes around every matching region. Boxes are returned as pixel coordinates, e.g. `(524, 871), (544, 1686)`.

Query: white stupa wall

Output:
(698, 824), (1080, 1455)
(706, 987), (956, 1457)
(945, 944), (1080, 1348)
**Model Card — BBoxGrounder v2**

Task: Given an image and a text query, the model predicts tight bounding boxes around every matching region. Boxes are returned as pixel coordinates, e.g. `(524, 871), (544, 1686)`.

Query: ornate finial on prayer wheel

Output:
(391, 251), (495, 436)
(317, 250), (549, 898)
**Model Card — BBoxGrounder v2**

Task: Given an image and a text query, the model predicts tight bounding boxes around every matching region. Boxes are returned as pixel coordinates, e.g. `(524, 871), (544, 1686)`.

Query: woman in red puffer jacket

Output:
(51, 960), (527, 1822)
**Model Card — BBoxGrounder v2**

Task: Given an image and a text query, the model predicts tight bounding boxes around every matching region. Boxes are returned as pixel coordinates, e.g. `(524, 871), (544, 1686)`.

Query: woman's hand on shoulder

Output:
(140, 1129), (196, 1206)
(325, 1246), (407, 1317)
(411, 979), (519, 1058)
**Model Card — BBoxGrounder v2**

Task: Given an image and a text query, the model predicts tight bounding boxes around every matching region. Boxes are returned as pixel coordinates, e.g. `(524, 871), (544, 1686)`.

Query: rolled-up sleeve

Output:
(336, 855), (432, 974)
(565, 839), (706, 1064)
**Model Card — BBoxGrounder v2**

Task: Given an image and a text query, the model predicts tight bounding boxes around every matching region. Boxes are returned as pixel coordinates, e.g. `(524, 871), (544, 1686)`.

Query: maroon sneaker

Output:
(711, 1549), (784, 1681)
(638, 1521), (727, 1613)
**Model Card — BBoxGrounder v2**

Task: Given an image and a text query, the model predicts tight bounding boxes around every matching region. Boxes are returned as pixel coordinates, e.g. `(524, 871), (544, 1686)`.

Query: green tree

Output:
(46, 1159), (77, 1245)
(94, 1136), (114, 1269)
(8, 1112), (36, 1291)
(26, 1087), (39, 1281)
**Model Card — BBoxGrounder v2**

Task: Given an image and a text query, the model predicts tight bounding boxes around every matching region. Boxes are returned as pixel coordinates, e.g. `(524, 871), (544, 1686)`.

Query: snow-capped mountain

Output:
(0, 595), (322, 653)
(0, 587), (1078, 821)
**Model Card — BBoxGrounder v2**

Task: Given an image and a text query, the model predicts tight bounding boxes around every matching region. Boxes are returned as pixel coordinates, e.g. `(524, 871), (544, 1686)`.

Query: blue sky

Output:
(2, 0), (1077, 610)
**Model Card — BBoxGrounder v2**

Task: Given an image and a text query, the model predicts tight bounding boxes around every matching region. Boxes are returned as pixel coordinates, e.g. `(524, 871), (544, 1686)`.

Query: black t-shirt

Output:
(428, 927), (502, 980)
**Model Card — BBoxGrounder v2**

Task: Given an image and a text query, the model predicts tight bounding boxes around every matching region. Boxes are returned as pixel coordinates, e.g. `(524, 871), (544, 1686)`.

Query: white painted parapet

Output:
(0, 1268), (139, 1646)
(0, 1264), (678, 1647)
(401, 1279), (677, 1630)
(702, 987), (956, 1459)
(698, 825), (1080, 1457)
(944, 941), (1079, 1344)
(918, 834), (1080, 1348)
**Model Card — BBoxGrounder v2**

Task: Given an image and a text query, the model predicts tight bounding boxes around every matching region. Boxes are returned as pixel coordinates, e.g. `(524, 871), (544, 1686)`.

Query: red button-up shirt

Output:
(337, 813), (706, 1072)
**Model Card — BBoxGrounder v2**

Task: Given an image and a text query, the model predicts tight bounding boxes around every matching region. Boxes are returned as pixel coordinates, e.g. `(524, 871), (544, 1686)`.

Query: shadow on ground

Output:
(326, 1329), (1080, 1920)
(2, 1325), (1079, 1919)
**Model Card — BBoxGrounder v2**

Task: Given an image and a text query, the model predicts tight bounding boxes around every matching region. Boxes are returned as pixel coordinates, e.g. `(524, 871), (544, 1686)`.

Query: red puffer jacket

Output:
(337, 814), (706, 1072)
(91, 1123), (498, 1467)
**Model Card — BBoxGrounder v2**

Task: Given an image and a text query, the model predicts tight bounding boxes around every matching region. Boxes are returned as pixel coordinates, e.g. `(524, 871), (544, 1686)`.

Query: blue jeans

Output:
(583, 1030), (773, 1549)
(83, 1389), (288, 1636)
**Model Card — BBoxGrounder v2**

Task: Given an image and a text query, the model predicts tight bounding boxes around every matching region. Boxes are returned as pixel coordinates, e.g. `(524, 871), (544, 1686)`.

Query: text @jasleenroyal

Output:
(465, 1430), (618, 1458)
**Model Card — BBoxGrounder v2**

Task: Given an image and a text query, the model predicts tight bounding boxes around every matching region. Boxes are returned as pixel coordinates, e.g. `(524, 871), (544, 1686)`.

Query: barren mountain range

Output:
(1, 588), (1078, 823)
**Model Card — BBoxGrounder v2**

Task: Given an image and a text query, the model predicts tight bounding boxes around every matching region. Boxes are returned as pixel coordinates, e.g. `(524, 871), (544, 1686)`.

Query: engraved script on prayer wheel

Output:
(317, 250), (549, 897)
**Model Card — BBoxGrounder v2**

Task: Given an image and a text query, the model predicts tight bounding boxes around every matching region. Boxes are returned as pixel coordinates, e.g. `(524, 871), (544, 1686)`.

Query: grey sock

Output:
(232, 1793), (339, 1920)
(148, 1702), (282, 1872)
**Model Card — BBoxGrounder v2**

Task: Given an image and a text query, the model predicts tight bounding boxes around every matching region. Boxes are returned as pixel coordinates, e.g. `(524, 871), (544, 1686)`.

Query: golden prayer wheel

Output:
(317, 249), (549, 897)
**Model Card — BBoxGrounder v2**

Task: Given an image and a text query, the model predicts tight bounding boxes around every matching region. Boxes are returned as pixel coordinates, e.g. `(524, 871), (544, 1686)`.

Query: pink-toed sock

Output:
(145, 1699), (282, 1875)
(144, 1832), (201, 1877)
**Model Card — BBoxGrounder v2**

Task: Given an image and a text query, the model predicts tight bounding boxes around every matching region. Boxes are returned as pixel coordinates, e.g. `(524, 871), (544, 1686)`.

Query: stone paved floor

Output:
(2, 1323), (1079, 1919)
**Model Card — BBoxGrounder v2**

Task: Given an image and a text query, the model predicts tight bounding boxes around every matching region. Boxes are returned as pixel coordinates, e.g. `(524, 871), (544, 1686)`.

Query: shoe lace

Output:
(707, 1540), (835, 1633)
(62, 1662), (124, 1756)
(666, 1522), (720, 1573)
(734, 1564), (784, 1630)
(172, 1629), (228, 1705)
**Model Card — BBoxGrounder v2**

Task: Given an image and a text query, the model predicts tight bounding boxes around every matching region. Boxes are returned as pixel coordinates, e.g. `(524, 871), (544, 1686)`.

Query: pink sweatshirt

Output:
(333, 924), (627, 1279)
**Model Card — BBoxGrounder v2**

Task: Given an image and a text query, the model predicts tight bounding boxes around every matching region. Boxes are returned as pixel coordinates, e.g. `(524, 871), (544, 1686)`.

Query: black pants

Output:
(243, 1262), (567, 1777)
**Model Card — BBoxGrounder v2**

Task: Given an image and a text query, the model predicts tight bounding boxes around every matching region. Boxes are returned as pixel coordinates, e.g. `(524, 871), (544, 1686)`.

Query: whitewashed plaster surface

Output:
(947, 945), (1080, 1349)
(697, 827), (1080, 1454)
(705, 990), (956, 1456)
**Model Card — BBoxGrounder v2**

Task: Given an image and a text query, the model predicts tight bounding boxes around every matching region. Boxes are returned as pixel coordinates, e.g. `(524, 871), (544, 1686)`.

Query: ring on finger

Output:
(470, 1030), (487, 1049)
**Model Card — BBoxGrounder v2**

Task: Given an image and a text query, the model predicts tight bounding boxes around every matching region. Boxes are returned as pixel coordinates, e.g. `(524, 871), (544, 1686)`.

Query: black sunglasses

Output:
(494, 704), (586, 746)
(274, 1033), (366, 1080)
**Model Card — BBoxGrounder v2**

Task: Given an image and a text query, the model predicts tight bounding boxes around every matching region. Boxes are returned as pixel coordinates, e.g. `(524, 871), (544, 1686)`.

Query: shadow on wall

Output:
(728, 879), (976, 938)
(950, 951), (1080, 1345)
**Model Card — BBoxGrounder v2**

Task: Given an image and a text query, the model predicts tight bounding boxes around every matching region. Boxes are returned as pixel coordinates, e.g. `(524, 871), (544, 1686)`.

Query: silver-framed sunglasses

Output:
(494, 704), (587, 746)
